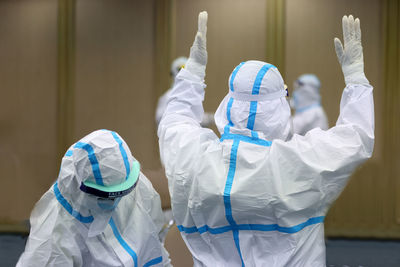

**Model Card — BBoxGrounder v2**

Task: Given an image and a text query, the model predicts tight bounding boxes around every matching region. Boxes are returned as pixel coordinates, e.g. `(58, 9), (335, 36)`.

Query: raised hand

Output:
(334, 15), (369, 85)
(185, 11), (208, 80)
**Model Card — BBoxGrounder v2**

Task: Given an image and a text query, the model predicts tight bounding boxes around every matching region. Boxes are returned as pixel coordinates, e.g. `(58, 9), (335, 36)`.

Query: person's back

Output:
(158, 12), (374, 266)
(291, 74), (329, 135)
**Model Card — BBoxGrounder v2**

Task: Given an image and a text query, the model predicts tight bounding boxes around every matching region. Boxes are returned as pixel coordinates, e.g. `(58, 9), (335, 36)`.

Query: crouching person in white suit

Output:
(17, 129), (172, 267)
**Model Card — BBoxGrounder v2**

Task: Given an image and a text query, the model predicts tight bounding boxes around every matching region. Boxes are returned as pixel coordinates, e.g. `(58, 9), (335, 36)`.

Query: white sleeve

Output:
(274, 83), (374, 206)
(157, 68), (216, 178)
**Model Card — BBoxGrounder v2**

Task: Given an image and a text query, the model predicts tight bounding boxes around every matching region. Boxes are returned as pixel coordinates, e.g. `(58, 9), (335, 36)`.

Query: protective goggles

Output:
(80, 161), (140, 199)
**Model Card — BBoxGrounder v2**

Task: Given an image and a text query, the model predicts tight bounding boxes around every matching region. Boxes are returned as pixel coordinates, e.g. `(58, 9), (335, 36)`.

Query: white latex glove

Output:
(334, 15), (369, 85)
(185, 11), (208, 80)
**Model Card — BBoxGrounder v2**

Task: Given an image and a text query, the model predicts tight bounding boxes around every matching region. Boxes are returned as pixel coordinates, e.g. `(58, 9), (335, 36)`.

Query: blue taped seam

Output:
(109, 217), (138, 267)
(177, 225), (198, 234)
(251, 64), (276, 95)
(223, 97), (235, 135)
(110, 131), (131, 180)
(223, 139), (245, 266)
(177, 216), (325, 235)
(233, 229), (245, 267)
(251, 131), (259, 139)
(245, 63), (276, 138)
(246, 101), (258, 130)
(220, 133), (272, 147)
(225, 61), (244, 135)
(53, 182), (94, 223)
(178, 225), (231, 235)
(223, 139), (240, 226)
(230, 62), (245, 92)
(74, 142), (104, 186)
(65, 150), (73, 157)
(143, 256), (163, 267)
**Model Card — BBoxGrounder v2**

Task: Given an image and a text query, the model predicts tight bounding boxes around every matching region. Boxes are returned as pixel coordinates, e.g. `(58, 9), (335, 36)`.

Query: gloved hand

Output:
(334, 15), (369, 85)
(185, 11), (208, 80)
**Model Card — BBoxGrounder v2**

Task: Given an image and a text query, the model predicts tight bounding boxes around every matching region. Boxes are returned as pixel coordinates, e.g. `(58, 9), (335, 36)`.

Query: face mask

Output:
(97, 197), (121, 211)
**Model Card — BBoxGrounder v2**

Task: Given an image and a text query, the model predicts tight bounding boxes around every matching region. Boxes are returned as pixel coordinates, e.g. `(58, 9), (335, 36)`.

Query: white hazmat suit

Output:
(158, 12), (374, 266)
(17, 130), (171, 267)
(291, 74), (329, 135)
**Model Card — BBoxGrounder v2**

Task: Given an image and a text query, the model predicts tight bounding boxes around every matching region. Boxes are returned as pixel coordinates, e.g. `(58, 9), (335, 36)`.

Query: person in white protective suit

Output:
(17, 129), (171, 267)
(156, 56), (214, 127)
(290, 74), (329, 135)
(158, 11), (374, 267)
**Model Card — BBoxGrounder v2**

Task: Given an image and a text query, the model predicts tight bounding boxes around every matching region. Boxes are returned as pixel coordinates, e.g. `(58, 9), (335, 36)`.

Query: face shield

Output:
(97, 197), (122, 211)
(79, 161), (140, 199)
(56, 129), (139, 237)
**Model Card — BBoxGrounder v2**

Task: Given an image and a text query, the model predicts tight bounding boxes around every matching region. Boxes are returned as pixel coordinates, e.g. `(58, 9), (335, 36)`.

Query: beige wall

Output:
(0, 0), (58, 223)
(1, 0), (398, 242)
(75, 0), (158, 170)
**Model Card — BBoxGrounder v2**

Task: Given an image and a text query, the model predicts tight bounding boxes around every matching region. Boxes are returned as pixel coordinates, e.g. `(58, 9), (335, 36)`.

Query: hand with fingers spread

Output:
(185, 11), (208, 80)
(334, 15), (369, 85)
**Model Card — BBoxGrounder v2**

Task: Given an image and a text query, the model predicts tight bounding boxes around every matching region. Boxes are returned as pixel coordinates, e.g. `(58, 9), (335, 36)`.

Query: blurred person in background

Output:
(156, 56), (214, 128)
(290, 74), (329, 135)
(17, 130), (171, 267)
(158, 11), (374, 266)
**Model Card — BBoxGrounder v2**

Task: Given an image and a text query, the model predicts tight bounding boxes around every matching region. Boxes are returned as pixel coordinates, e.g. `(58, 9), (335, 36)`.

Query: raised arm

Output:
(334, 15), (369, 85)
(159, 11), (208, 125)
(158, 11), (216, 173)
(276, 15), (374, 205)
(185, 11), (208, 81)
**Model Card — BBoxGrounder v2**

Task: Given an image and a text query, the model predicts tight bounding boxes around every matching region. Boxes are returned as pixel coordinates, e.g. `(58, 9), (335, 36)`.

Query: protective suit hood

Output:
(171, 56), (188, 78)
(215, 60), (291, 141)
(291, 74), (321, 112)
(56, 129), (136, 236)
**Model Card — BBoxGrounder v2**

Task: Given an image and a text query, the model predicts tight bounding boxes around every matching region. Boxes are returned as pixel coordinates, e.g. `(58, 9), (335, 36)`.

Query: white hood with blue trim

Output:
(215, 60), (291, 141)
(17, 130), (171, 267)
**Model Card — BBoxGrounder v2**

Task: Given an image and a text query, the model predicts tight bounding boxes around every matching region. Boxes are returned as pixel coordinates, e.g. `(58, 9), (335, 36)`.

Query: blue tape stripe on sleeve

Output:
(65, 150), (73, 157)
(53, 182), (94, 223)
(229, 62), (245, 92)
(74, 142), (104, 186)
(251, 64), (275, 95)
(110, 131), (131, 180)
(109, 217), (138, 267)
(143, 256), (163, 267)
(223, 97), (235, 135)
(220, 133), (272, 147)
(246, 101), (258, 130)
